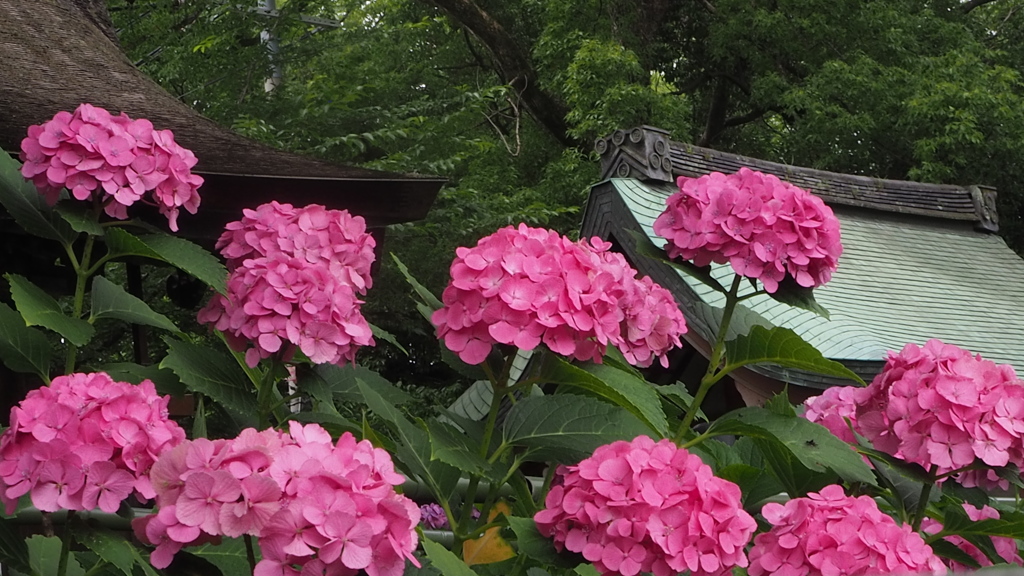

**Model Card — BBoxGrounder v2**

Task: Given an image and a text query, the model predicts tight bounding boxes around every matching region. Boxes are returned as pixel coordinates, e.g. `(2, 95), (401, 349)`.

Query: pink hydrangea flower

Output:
(748, 484), (946, 576)
(534, 436), (756, 576)
(921, 503), (1022, 570)
(198, 202), (376, 368)
(19, 103), (203, 231)
(431, 224), (687, 367)
(803, 385), (871, 444)
(138, 422), (420, 576)
(653, 168), (842, 293)
(0, 372), (186, 515)
(855, 339), (1024, 489)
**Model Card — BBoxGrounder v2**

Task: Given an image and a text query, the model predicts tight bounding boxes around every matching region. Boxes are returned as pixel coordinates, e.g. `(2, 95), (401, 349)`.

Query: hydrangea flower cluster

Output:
(198, 201), (376, 367)
(419, 503), (449, 529)
(19, 103), (203, 231)
(854, 339), (1024, 488)
(748, 485), (945, 576)
(921, 503), (1022, 570)
(136, 422), (420, 576)
(534, 436), (755, 576)
(431, 224), (687, 367)
(803, 385), (870, 444)
(653, 167), (842, 293)
(0, 372), (185, 515)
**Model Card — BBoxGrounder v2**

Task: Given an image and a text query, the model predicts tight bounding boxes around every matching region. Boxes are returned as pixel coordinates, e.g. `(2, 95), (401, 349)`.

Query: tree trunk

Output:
(419, 0), (578, 148)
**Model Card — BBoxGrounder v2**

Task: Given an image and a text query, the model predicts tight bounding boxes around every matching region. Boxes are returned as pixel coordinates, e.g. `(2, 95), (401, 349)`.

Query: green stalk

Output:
(56, 511), (76, 576)
(256, 361), (285, 429)
(673, 275), (743, 443)
(244, 534), (257, 572)
(64, 235), (95, 374)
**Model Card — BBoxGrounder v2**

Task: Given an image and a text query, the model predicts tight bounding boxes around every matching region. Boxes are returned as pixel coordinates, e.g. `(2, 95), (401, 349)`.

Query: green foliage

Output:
(0, 302), (52, 380)
(722, 325), (866, 385)
(6, 274), (94, 347)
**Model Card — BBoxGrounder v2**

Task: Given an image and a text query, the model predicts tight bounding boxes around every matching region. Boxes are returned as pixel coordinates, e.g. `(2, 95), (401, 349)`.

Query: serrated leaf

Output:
(357, 378), (459, 500)
(55, 203), (104, 236)
(716, 463), (785, 510)
(98, 362), (186, 396)
(541, 355), (669, 437)
(426, 418), (494, 478)
(27, 535), (85, 576)
(286, 410), (360, 436)
(188, 537), (254, 576)
(508, 516), (580, 568)
(392, 253), (443, 309)
(707, 406), (877, 487)
(310, 363), (412, 405)
(370, 322), (409, 355)
(90, 275), (179, 332)
(7, 273), (94, 346)
(104, 228), (227, 294)
(422, 538), (481, 576)
(0, 517), (31, 575)
(73, 527), (136, 576)
(929, 539), (981, 569)
(655, 383), (706, 423)
(625, 229), (727, 293)
(160, 337), (257, 427)
(0, 152), (75, 244)
(0, 302), (51, 379)
(502, 394), (651, 463)
(768, 276), (830, 319)
(941, 505), (1024, 540)
(722, 326), (864, 385)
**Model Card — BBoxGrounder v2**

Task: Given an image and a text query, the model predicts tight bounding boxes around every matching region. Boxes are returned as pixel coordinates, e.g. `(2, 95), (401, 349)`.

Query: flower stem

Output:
(244, 534), (257, 572)
(57, 511), (76, 576)
(64, 235), (95, 374)
(673, 275), (742, 443)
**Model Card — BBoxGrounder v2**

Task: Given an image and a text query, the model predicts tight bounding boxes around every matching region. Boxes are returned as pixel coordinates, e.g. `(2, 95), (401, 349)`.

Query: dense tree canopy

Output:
(106, 0), (1024, 381)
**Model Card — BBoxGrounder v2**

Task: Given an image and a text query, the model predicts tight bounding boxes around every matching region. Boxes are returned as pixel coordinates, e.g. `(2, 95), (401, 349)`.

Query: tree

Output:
(106, 0), (1024, 381)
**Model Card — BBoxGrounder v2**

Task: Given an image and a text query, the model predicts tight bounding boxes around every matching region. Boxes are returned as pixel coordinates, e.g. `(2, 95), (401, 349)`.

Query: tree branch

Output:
(961, 0), (1002, 13)
(418, 0), (578, 148)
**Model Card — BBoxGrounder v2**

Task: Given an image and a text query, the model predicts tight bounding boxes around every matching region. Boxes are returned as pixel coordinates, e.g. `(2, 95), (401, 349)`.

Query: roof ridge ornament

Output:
(969, 185), (999, 233)
(595, 126), (674, 183)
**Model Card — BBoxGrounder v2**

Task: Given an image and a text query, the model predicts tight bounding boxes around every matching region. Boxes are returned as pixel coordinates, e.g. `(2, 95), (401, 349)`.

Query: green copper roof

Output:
(609, 178), (1024, 373)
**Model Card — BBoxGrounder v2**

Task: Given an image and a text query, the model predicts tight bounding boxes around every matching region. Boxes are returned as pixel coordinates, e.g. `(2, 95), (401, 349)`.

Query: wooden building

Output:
(582, 126), (1024, 413)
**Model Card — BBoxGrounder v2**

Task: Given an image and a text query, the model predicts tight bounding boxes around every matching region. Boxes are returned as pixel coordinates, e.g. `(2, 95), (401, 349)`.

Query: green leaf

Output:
(707, 406), (877, 487)
(716, 462), (786, 510)
(422, 538), (481, 576)
(392, 253), (443, 309)
(73, 527), (136, 576)
(508, 516), (580, 568)
(0, 152), (75, 244)
(722, 326), (865, 385)
(655, 382), (706, 423)
(310, 363), (413, 405)
(426, 418), (494, 478)
(55, 203), (104, 236)
(188, 537), (254, 576)
(941, 505), (1024, 540)
(752, 437), (836, 497)
(286, 410), (360, 436)
(7, 273), (94, 346)
(768, 276), (830, 319)
(502, 394), (651, 463)
(90, 275), (179, 332)
(929, 539), (981, 569)
(0, 302), (51, 379)
(370, 322), (409, 355)
(104, 228), (227, 294)
(27, 535), (85, 576)
(540, 354), (669, 438)
(625, 229), (727, 293)
(160, 337), (258, 427)
(0, 517), (31, 575)
(357, 378), (459, 500)
(98, 362), (186, 396)
(193, 394), (208, 438)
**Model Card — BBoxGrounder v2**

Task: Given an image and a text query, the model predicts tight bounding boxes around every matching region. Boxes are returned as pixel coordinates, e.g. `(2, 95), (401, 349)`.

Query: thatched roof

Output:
(0, 0), (445, 238)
